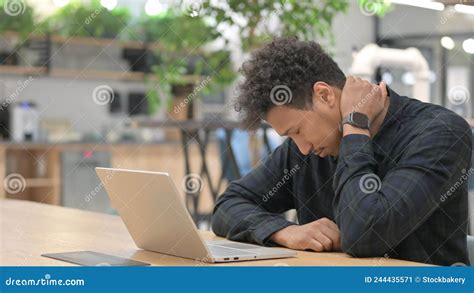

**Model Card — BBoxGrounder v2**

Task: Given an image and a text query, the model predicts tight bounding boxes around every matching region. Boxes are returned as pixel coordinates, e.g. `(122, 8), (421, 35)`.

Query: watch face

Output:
(352, 112), (369, 127)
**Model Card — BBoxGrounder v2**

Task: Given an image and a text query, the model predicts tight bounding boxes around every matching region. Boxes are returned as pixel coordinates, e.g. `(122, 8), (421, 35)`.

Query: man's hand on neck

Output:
(340, 77), (389, 138)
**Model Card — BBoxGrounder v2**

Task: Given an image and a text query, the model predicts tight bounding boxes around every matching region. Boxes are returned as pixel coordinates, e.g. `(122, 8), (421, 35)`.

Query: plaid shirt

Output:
(212, 87), (472, 266)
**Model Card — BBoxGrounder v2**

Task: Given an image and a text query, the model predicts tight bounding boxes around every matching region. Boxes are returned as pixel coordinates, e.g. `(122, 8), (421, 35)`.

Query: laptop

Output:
(95, 167), (296, 263)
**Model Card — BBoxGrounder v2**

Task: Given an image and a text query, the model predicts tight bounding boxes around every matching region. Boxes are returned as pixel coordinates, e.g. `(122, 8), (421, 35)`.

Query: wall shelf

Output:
(0, 65), (47, 76)
(1, 31), (175, 51)
(24, 178), (59, 188)
(49, 68), (146, 81)
(0, 64), (203, 83)
(0, 31), (204, 82)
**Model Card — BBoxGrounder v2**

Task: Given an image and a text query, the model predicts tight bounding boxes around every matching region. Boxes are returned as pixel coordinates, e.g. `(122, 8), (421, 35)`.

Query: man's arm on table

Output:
(212, 139), (341, 252)
(211, 139), (296, 245)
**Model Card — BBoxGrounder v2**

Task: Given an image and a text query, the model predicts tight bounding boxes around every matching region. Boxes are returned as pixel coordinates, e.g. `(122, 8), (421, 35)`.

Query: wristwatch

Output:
(340, 112), (370, 131)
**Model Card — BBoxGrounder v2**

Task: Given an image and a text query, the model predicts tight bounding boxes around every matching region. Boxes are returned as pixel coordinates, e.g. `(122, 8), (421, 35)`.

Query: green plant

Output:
(146, 0), (375, 115)
(47, 0), (130, 38)
(201, 0), (350, 51)
(138, 11), (218, 49)
(201, 0), (392, 51)
(0, 0), (36, 37)
(140, 11), (236, 115)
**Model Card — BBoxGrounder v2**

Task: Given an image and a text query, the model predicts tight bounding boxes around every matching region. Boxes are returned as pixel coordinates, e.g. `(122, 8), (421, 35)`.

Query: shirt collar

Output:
(377, 85), (403, 133)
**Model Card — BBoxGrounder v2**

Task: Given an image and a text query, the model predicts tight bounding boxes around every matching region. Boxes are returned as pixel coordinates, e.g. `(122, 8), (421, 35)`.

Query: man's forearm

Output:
(212, 188), (294, 245)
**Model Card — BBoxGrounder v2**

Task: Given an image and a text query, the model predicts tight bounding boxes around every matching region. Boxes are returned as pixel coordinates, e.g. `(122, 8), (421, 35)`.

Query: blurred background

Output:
(0, 0), (472, 231)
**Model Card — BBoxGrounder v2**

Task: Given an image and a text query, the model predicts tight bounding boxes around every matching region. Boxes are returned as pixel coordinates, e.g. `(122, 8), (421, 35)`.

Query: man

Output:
(211, 37), (472, 266)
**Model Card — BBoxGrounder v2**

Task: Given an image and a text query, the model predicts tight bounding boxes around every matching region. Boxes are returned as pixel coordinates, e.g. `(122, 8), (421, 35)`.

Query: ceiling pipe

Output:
(350, 44), (431, 103)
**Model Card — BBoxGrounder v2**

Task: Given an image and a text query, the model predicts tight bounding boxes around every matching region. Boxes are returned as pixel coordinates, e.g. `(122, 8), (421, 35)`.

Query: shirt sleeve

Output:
(332, 116), (472, 257)
(211, 139), (300, 246)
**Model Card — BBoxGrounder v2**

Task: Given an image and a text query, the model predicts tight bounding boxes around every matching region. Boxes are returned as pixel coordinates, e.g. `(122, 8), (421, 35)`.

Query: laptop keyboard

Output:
(208, 245), (256, 257)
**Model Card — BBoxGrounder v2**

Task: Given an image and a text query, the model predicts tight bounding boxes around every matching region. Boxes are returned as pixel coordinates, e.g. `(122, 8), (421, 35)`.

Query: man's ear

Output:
(312, 81), (336, 108)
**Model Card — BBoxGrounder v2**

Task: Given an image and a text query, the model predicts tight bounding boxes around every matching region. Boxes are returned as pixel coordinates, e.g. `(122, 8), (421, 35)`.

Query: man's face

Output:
(266, 83), (343, 157)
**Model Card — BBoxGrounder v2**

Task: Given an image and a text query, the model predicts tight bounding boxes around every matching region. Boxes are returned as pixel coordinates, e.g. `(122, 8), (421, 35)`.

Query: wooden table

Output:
(0, 199), (429, 266)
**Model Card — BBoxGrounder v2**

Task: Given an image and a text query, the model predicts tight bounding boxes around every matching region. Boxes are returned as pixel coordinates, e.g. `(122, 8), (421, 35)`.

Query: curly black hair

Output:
(235, 37), (346, 130)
